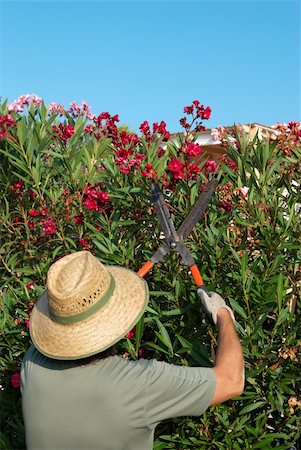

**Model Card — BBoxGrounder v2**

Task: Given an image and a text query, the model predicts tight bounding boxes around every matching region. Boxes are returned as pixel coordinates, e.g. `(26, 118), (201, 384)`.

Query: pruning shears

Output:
(137, 178), (217, 291)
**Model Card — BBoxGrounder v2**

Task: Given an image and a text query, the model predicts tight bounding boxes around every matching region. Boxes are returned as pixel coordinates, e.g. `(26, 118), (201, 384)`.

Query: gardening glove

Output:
(197, 289), (235, 325)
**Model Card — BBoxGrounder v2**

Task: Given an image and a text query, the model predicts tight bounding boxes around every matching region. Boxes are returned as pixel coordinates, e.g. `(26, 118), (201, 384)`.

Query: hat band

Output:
(49, 274), (116, 325)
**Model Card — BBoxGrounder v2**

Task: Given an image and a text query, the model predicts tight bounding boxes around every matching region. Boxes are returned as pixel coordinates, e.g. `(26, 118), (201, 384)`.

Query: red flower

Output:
(119, 165), (131, 174)
(29, 190), (37, 199)
(202, 107), (211, 120)
(97, 191), (110, 203)
(139, 121), (151, 138)
(11, 372), (20, 389)
(26, 281), (35, 290)
(10, 180), (24, 194)
(186, 142), (202, 158)
(187, 163), (201, 178)
(168, 158), (185, 179)
(141, 163), (156, 179)
(220, 201), (232, 212)
(73, 215), (84, 225)
(0, 114), (17, 139)
(153, 121), (171, 140)
(79, 238), (89, 248)
(204, 160), (217, 173)
(28, 208), (38, 217)
(42, 218), (56, 235)
(183, 105), (194, 114)
(84, 197), (99, 211)
(52, 123), (75, 142)
(136, 153), (146, 162)
(39, 207), (49, 217)
(125, 327), (136, 339)
(28, 221), (35, 229)
(179, 117), (190, 130)
(25, 319), (31, 329)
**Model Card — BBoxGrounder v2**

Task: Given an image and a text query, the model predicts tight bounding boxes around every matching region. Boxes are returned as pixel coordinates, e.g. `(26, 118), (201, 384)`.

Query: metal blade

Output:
(177, 177), (217, 241)
(151, 182), (179, 243)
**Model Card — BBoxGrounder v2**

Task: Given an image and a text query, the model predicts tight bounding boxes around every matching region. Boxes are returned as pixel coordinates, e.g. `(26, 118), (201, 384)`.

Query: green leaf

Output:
(229, 297), (248, 320)
(239, 401), (266, 415)
(154, 318), (173, 354)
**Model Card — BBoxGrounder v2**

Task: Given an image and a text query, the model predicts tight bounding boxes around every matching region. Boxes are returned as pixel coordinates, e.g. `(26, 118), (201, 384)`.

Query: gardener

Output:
(21, 251), (244, 450)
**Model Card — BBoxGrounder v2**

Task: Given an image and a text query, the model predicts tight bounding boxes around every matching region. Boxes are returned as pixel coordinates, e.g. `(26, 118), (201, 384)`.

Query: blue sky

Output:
(0, 0), (300, 132)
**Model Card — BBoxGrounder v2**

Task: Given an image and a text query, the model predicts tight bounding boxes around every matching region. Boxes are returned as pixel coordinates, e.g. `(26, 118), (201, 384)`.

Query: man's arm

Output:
(210, 308), (244, 405)
(197, 290), (244, 405)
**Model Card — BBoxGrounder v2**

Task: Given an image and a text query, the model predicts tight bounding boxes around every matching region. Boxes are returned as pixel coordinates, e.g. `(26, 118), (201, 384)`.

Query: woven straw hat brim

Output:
(30, 266), (149, 360)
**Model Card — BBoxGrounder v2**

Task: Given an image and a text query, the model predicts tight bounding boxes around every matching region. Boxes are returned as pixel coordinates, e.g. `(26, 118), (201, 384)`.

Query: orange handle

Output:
(190, 264), (205, 287)
(137, 260), (154, 278)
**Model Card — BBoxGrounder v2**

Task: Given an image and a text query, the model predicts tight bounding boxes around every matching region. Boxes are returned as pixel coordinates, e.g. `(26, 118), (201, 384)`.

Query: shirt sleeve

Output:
(143, 360), (216, 427)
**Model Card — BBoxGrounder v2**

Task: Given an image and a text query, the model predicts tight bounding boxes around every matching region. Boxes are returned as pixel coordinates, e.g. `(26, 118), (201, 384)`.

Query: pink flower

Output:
(240, 186), (249, 198)
(11, 372), (20, 389)
(8, 94), (41, 112)
(68, 101), (93, 120)
(25, 319), (30, 329)
(48, 102), (65, 115)
(204, 160), (217, 173)
(26, 281), (35, 290)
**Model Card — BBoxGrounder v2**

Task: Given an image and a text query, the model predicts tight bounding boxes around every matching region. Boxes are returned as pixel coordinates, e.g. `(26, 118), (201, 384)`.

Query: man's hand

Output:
(197, 289), (235, 325)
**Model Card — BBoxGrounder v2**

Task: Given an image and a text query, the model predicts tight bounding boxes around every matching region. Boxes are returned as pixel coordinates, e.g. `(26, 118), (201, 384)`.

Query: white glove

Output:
(197, 289), (235, 325)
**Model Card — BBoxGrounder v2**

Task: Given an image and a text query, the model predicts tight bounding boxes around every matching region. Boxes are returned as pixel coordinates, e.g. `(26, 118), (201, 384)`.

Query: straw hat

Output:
(30, 251), (149, 360)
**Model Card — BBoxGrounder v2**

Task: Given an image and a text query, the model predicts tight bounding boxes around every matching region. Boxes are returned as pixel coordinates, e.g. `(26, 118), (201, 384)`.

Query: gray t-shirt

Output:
(21, 345), (216, 450)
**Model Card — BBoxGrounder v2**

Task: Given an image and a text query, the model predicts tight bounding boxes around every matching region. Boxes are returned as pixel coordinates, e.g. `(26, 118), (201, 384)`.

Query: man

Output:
(21, 251), (244, 450)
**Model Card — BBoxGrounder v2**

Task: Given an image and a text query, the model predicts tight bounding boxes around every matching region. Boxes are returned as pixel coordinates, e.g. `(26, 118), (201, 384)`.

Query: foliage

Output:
(0, 96), (301, 449)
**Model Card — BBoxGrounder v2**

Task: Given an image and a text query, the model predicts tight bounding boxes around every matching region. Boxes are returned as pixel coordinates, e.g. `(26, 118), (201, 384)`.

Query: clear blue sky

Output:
(0, 0), (300, 132)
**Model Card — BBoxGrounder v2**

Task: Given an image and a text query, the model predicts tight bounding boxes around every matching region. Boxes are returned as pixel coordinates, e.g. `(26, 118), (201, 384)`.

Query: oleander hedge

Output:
(0, 96), (300, 449)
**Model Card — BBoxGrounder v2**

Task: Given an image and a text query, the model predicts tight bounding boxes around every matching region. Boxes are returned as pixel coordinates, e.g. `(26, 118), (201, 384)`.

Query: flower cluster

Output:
(84, 112), (119, 140)
(139, 120), (171, 142)
(0, 114), (17, 139)
(8, 93), (42, 113)
(180, 100), (211, 132)
(278, 346), (299, 361)
(270, 122), (301, 156)
(115, 147), (146, 174)
(83, 183), (110, 212)
(27, 206), (57, 235)
(288, 396), (301, 414)
(48, 102), (65, 115)
(68, 101), (94, 120)
(11, 372), (20, 389)
(52, 123), (75, 142)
